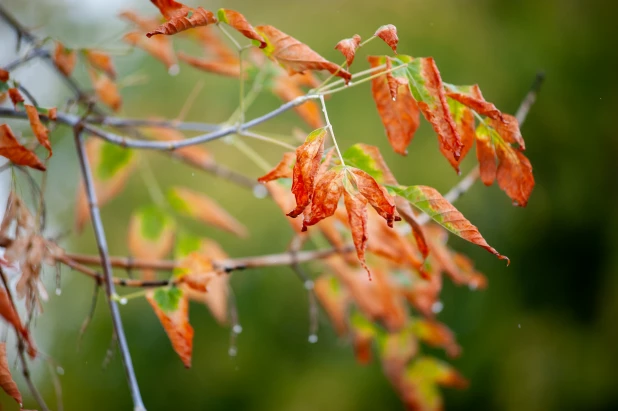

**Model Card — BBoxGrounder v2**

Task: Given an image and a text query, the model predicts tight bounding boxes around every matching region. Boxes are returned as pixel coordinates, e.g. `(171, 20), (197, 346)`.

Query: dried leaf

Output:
(0, 69), (8, 83)
(287, 128), (327, 218)
(389, 185), (508, 263)
(491, 113), (526, 150)
(495, 142), (534, 206)
(8, 88), (24, 109)
(217, 9), (266, 48)
(24, 104), (52, 158)
(53, 42), (77, 76)
(368, 56), (420, 155)
(257, 152), (295, 182)
(413, 319), (461, 358)
(302, 167), (345, 229)
(446, 84), (503, 122)
(335, 34), (362, 68)
(0, 343), (22, 407)
(176, 252), (216, 293)
(475, 123), (497, 185)
(0, 288), (36, 357)
(265, 181), (304, 233)
(177, 52), (241, 78)
(168, 187), (248, 238)
(88, 68), (122, 112)
(147, 287), (194, 368)
(0, 124), (46, 171)
(75, 138), (135, 232)
(128, 206), (175, 280)
(147, 1), (217, 38)
(442, 95), (475, 171)
(343, 190), (370, 277)
(348, 168), (398, 227)
(374, 24), (398, 53)
(85, 50), (117, 79)
(256, 25), (351, 82)
(120, 10), (160, 32)
(124, 32), (178, 73)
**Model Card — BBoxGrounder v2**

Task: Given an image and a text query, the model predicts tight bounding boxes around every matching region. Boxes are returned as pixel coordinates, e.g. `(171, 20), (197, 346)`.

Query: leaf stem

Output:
(232, 136), (272, 173)
(319, 95), (345, 166)
(239, 130), (297, 150)
(320, 63), (408, 96)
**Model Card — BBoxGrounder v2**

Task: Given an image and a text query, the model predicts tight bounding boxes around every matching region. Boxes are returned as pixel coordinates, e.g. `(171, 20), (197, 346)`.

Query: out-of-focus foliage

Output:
(0, 0), (616, 410)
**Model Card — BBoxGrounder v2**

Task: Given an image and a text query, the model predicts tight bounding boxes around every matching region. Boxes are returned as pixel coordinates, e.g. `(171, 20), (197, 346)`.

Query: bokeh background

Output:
(1, 0), (617, 410)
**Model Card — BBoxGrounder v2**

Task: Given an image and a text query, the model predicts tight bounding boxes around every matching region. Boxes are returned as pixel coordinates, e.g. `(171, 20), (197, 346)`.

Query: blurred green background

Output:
(1, 0), (617, 410)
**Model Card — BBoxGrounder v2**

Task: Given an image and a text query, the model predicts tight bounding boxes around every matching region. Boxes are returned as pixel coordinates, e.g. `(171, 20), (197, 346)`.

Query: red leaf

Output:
(25, 105), (52, 158)
(496, 143), (534, 206)
(257, 152), (295, 182)
(348, 168), (398, 227)
(335, 34), (362, 68)
(85, 50), (116, 79)
(0, 69), (8, 82)
(446, 84), (503, 122)
(368, 56), (420, 155)
(53, 42), (76, 76)
(374, 24), (398, 53)
(491, 113), (526, 150)
(217, 9), (266, 48)
(0, 343), (22, 407)
(344, 189), (370, 278)
(301, 167), (345, 229)
(256, 25), (351, 83)
(287, 128), (327, 217)
(147, 1), (217, 38)
(124, 32), (178, 73)
(0, 124), (46, 171)
(88, 69), (122, 112)
(476, 126), (497, 186)
(177, 52), (241, 78)
(8, 88), (24, 109)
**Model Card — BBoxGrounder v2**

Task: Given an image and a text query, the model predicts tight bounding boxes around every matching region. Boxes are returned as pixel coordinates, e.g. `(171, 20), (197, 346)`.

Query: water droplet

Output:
(55, 288), (62, 296)
(191, 172), (195, 177)
(228, 347), (238, 357)
(233, 324), (243, 334)
(518, 324), (521, 329)
(431, 301), (444, 314)
(119, 298), (128, 305)
(308, 334), (318, 344)
(304, 280), (314, 291)
(392, 97), (396, 101)
(253, 185), (268, 199)
(56, 366), (65, 375)
(168, 64), (180, 76)
(468, 282), (478, 291)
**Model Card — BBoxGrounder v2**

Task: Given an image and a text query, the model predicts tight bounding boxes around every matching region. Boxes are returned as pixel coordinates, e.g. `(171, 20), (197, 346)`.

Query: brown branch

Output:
(72, 126), (146, 410)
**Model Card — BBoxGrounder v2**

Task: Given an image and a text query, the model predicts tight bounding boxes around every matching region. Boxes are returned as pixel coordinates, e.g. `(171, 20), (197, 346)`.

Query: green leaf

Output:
(305, 127), (327, 143)
(342, 144), (384, 182)
(136, 206), (174, 240)
(97, 142), (133, 181)
(153, 287), (183, 313)
(216, 9), (228, 23)
(174, 232), (202, 260)
(167, 188), (192, 214)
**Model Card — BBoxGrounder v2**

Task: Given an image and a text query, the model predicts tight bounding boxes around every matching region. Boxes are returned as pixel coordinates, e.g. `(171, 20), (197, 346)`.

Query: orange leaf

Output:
(176, 252), (217, 293)
(88, 69), (122, 112)
(301, 167), (345, 229)
(441, 99), (475, 171)
(343, 190), (370, 278)
(446, 84), (503, 121)
(314, 275), (349, 335)
(0, 69), (8, 82)
(124, 31), (178, 73)
(147, 1), (217, 38)
(256, 25), (351, 83)
(191, 26), (239, 64)
(271, 75), (325, 129)
(491, 113), (526, 150)
(24, 105), (52, 158)
(146, 289), (194, 368)
(374, 24), (398, 53)
(476, 126), (497, 186)
(368, 56), (420, 155)
(335, 34), (361, 68)
(413, 319), (461, 358)
(0, 124), (46, 171)
(120, 10), (161, 32)
(85, 50), (117, 79)
(53, 42), (77, 76)
(177, 52), (241, 78)
(496, 142), (534, 206)
(0, 343), (22, 407)
(257, 152), (295, 182)
(265, 181), (304, 233)
(8, 88), (24, 109)
(217, 9), (266, 48)
(0, 288), (36, 357)
(128, 207), (175, 280)
(169, 187), (248, 238)
(287, 128), (327, 218)
(348, 168), (398, 227)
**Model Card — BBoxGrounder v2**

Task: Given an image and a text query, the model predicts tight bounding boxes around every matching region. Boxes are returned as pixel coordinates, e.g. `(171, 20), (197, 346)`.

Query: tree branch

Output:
(72, 126), (146, 411)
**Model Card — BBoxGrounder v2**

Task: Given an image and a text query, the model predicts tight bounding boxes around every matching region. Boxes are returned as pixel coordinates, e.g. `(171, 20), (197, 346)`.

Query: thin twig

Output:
(71, 127), (146, 410)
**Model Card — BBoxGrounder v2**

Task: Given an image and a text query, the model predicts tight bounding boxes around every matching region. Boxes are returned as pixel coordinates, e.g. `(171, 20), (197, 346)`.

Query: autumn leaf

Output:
(388, 185), (508, 263)
(0, 69), (8, 83)
(335, 34), (362, 68)
(191, 26), (239, 64)
(348, 168), (398, 227)
(475, 122), (497, 185)
(217, 9), (266, 48)
(271, 75), (325, 129)
(495, 140), (534, 206)
(8, 88), (24, 109)
(491, 113), (526, 150)
(0, 288), (36, 357)
(0, 343), (22, 407)
(412, 319), (461, 358)
(24, 105), (52, 157)
(147, 0), (217, 38)
(85, 50), (117, 79)
(314, 275), (349, 335)
(75, 138), (136, 232)
(0, 124), (46, 171)
(0, 69), (8, 103)
(257, 152), (295, 182)
(396, 56), (463, 167)
(349, 311), (378, 364)
(147, 287), (194, 368)
(168, 187), (248, 238)
(445, 84), (503, 122)
(442, 93), (475, 171)
(287, 128), (327, 218)
(128, 206), (175, 280)
(177, 52), (241, 78)
(368, 56), (420, 155)
(120, 10), (161, 32)
(301, 166), (345, 229)
(256, 25), (352, 82)
(53, 42), (77, 76)
(379, 326), (419, 381)
(124, 32), (178, 73)
(375, 24), (398, 53)
(88, 68), (122, 112)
